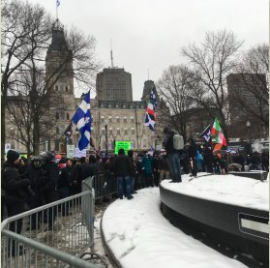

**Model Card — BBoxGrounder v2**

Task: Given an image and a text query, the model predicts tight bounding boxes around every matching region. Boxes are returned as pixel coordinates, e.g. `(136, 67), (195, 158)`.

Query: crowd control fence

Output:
(88, 171), (118, 201)
(1, 176), (107, 268)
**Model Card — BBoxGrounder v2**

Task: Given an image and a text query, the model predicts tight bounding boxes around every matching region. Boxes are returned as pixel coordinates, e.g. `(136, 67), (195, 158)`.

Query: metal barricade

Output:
(87, 172), (118, 200)
(1, 187), (100, 268)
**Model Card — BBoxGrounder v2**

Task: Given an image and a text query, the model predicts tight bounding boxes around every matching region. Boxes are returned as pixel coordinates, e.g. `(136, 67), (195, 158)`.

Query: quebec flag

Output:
(72, 92), (92, 151)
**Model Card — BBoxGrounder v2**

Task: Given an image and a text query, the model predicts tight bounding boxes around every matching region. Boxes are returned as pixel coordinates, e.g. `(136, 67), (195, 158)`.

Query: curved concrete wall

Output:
(160, 185), (269, 263)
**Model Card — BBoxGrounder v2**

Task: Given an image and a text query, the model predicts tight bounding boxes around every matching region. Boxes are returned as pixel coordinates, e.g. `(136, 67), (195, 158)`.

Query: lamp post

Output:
(246, 120), (251, 154)
(105, 120), (108, 158)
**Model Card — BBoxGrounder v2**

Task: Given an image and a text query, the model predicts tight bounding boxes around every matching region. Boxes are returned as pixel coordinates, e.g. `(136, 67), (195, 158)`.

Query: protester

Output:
(152, 152), (161, 186)
(128, 150), (137, 194)
(58, 158), (74, 215)
(26, 156), (45, 229)
(114, 148), (133, 200)
(39, 151), (59, 230)
(187, 138), (197, 177)
(202, 146), (214, 173)
(159, 153), (170, 180)
(2, 150), (31, 256)
(135, 154), (145, 189)
(163, 127), (182, 183)
(142, 152), (154, 187)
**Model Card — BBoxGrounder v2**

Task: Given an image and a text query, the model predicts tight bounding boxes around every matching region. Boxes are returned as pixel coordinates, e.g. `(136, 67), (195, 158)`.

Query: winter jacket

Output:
(114, 155), (132, 177)
(163, 133), (177, 154)
(2, 162), (31, 205)
(142, 155), (153, 175)
(58, 167), (73, 189)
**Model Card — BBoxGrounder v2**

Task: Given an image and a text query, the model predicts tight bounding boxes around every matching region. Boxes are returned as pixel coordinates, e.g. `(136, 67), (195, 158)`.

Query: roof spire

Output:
(110, 39), (114, 68)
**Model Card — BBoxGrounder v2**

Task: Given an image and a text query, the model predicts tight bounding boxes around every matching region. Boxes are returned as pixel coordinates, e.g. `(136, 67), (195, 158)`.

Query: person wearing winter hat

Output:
(2, 150), (31, 256)
(7, 150), (21, 165)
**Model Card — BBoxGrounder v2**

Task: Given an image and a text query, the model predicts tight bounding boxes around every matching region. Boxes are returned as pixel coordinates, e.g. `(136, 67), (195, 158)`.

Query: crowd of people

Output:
(1, 128), (269, 255)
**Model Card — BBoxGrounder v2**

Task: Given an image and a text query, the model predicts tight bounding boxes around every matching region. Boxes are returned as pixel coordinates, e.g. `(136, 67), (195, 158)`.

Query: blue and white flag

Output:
(56, 0), (60, 7)
(72, 92), (92, 151)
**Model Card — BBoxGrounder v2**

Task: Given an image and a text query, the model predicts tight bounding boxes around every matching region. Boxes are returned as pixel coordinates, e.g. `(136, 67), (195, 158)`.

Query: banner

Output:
(114, 141), (131, 155)
(75, 148), (87, 158)
(67, 145), (75, 159)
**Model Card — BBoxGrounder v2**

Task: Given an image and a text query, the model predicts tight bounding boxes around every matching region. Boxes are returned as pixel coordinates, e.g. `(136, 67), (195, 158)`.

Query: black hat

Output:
(7, 150), (20, 164)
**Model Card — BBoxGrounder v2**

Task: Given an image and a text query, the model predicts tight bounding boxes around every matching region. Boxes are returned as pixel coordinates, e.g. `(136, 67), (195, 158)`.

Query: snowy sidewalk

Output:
(101, 173), (269, 268)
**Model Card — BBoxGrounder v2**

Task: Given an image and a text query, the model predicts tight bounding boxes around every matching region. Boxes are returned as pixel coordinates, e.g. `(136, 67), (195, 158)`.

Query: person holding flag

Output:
(200, 125), (214, 173)
(211, 117), (227, 151)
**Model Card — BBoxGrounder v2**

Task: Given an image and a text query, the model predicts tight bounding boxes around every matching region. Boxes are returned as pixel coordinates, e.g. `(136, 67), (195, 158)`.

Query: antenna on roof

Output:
(110, 39), (114, 68)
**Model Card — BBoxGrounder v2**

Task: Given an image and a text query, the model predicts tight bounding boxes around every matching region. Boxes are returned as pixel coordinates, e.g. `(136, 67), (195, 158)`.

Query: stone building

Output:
(91, 77), (165, 151)
(5, 20), (165, 154)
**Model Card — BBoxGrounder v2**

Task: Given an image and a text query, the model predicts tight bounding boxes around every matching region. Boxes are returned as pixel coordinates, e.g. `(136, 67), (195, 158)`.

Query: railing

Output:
(87, 171), (118, 200)
(1, 177), (106, 268)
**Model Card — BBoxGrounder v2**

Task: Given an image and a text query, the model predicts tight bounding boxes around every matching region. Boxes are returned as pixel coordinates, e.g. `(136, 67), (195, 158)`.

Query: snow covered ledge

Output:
(160, 173), (269, 263)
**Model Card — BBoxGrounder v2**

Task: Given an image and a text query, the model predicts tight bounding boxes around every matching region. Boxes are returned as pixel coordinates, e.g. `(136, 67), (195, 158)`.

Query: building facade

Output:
(5, 20), (164, 154)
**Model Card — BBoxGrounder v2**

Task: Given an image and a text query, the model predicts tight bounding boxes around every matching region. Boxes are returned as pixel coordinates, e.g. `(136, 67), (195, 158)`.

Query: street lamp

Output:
(246, 121), (251, 154)
(105, 119), (108, 157)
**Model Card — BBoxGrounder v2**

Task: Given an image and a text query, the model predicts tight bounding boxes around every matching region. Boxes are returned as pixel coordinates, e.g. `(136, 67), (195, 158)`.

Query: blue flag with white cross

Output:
(72, 92), (92, 150)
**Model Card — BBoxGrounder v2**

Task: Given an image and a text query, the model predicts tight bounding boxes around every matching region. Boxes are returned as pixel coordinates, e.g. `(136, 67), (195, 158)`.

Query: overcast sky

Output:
(28, 0), (269, 100)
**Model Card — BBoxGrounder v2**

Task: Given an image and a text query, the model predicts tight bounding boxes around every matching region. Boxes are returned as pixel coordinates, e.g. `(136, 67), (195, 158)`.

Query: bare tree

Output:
(2, 1), (100, 156)
(156, 65), (197, 142)
(1, 0), (51, 158)
(229, 43), (269, 127)
(182, 30), (244, 140)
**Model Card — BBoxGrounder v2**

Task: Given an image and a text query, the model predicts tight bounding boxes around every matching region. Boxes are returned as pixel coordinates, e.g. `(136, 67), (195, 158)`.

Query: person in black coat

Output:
(203, 147), (214, 173)
(114, 148), (133, 200)
(26, 156), (45, 229)
(135, 154), (145, 189)
(58, 158), (74, 215)
(152, 152), (160, 186)
(39, 152), (59, 230)
(188, 138), (197, 177)
(2, 150), (31, 256)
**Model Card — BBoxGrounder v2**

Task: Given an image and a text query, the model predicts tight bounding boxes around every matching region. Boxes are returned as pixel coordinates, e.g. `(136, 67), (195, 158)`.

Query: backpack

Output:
(173, 134), (184, 150)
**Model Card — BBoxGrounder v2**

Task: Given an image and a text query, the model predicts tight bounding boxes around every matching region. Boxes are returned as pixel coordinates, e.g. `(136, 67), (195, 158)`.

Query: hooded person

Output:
(2, 150), (31, 256)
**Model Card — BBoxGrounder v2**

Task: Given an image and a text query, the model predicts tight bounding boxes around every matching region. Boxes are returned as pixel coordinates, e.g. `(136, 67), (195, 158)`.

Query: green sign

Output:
(114, 141), (131, 155)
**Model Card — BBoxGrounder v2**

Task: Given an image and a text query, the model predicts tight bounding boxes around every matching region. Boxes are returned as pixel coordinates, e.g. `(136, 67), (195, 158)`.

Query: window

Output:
(124, 128), (128, 135)
(10, 115), (14, 122)
(65, 86), (68, 92)
(56, 127), (59, 134)
(55, 85), (59, 92)
(130, 117), (134, 123)
(67, 113), (70, 120)
(109, 116), (112, 123)
(56, 112), (60, 119)
(101, 116), (105, 123)
(109, 128), (113, 135)
(60, 85), (64, 92)
(123, 117), (127, 123)
(117, 128), (120, 135)
(116, 116), (120, 123)
(131, 128), (135, 135)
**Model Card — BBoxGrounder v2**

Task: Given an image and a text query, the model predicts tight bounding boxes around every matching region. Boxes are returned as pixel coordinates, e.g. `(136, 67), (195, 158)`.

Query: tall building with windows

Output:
(91, 78), (165, 151)
(96, 68), (133, 101)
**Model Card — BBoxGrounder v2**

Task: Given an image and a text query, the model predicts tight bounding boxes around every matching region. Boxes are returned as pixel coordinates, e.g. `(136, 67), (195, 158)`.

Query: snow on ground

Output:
(161, 173), (269, 211)
(101, 172), (268, 268)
